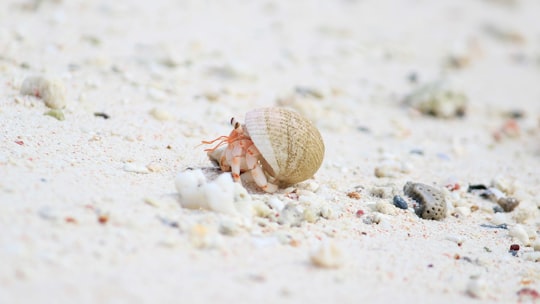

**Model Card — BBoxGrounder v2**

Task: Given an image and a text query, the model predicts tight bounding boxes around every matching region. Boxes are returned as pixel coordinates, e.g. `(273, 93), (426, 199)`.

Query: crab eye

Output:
(230, 117), (241, 129)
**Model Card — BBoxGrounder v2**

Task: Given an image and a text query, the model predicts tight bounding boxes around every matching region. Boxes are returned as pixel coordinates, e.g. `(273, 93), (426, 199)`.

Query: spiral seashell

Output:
(244, 107), (325, 187)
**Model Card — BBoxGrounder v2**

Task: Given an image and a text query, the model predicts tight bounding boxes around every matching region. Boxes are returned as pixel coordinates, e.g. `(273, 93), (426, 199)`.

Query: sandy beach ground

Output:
(1, 0), (540, 303)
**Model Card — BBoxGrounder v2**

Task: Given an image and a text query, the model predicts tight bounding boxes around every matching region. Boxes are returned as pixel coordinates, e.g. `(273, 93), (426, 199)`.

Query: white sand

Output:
(1, 0), (540, 303)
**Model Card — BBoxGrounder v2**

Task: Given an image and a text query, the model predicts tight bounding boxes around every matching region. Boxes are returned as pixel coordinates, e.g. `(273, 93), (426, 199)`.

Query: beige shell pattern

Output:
(244, 107), (325, 186)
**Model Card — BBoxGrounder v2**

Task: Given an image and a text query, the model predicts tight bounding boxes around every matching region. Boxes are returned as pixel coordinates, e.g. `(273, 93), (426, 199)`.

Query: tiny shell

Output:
(244, 107), (325, 186)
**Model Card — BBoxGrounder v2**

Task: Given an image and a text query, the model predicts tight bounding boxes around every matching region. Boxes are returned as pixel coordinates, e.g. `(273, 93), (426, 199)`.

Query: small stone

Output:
(393, 195), (408, 209)
(20, 76), (67, 109)
(369, 186), (395, 199)
(319, 205), (336, 220)
(403, 182), (447, 220)
(497, 197), (519, 212)
(347, 191), (361, 199)
(509, 224), (530, 246)
(149, 107), (174, 121)
(491, 175), (515, 195)
(310, 241), (345, 269)
(278, 203), (303, 227)
(143, 197), (163, 208)
(44, 109), (65, 121)
(375, 201), (398, 216)
(123, 163), (150, 174)
(454, 206), (471, 217)
(374, 165), (399, 178)
(303, 206), (320, 223)
(490, 212), (507, 225)
(533, 240), (540, 252)
(509, 243), (520, 252)
(219, 219), (240, 236)
(404, 81), (467, 118)
(466, 277), (487, 299)
(446, 235), (465, 246)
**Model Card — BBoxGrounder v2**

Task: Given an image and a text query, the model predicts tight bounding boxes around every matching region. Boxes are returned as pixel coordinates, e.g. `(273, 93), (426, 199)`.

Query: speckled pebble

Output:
(403, 182), (447, 220)
(21, 76), (67, 109)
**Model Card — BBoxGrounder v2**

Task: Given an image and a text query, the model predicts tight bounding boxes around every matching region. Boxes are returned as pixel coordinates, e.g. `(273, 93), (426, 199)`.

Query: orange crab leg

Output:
(201, 135), (229, 152)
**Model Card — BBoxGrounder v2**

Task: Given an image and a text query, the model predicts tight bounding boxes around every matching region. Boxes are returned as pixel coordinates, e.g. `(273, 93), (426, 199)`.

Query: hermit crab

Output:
(202, 107), (325, 193)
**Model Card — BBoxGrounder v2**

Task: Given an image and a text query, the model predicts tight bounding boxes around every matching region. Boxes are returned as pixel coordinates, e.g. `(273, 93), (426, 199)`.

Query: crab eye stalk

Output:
(230, 117), (240, 129)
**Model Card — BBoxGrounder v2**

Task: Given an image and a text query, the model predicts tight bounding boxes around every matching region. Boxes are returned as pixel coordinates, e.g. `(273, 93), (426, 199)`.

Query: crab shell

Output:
(244, 107), (325, 187)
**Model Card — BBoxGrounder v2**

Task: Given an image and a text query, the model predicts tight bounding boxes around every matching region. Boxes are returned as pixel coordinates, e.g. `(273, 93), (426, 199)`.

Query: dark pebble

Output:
(94, 112), (110, 119)
(393, 195), (408, 209)
(497, 197), (520, 212)
(480, 223), (508, 229)
(509, 244), (520, 256)
(467, 184), (488, 192)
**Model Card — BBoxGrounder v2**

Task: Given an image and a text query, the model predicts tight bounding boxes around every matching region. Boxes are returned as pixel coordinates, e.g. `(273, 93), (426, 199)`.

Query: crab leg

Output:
(246, 145), (278, 193)
(227, 142), (244, 182)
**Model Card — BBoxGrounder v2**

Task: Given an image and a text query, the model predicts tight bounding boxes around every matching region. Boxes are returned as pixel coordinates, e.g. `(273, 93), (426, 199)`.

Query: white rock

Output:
(466, 277), (488, 299)
(175, 169), (209, 210)
(20, 76), (67, 109)
(454, 206), (471, 217)
(204, 173), (237, 214)
(375, 201), (398, 216)
(491, 175), (515, 195)
(123, 163), (150, 174)
(533, 240), (540, 252)
(310, 241), (345, 269)
(490, 213), (507, 226)
(320, 205), (336, 220)
(149, 107), (174, 121)
(278, 203), (303, 227)
(303, 206), (320, 223)
(509, 224), (530, 246)
(267, 197), (285, 212)
(189, 223), (221, 249)
(446, 235), (465, 246)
